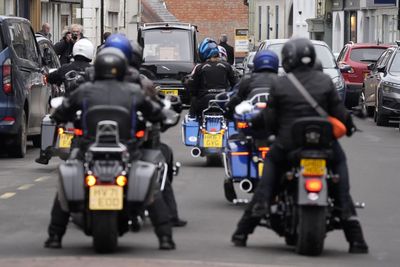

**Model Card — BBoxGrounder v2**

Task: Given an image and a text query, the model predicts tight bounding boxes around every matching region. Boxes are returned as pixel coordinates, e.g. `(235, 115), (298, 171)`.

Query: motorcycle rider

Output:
(187, 38), (237, 118)
(35, 38), (95, 165)
(231, 38), (369, 254)
(102, 34), (187, 227)
(44, 47), (176, 250)
(225, 50), (279, 118)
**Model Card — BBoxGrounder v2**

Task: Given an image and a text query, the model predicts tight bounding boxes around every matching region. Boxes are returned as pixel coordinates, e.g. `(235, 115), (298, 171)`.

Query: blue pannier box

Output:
(182, 115), (199, 146)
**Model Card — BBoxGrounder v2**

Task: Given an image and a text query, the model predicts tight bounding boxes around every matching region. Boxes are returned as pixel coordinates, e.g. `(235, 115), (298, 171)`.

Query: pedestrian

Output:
(54, 24), (85, 65)
(219, 34), (235, 65)
(37, 22), (52, 41)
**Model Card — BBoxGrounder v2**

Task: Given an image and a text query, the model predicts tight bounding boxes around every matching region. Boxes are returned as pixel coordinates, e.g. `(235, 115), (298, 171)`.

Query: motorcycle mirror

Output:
(50, 97), (64, 109)
(235, 101), (253, 115)
(48, 68), (57, 74)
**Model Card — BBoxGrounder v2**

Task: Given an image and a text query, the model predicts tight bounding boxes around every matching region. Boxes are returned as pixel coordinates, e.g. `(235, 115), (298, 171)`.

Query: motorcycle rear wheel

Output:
(296, 206), (326, 256)
(92, 211), (118, 253)
(206, 154), (222, 166)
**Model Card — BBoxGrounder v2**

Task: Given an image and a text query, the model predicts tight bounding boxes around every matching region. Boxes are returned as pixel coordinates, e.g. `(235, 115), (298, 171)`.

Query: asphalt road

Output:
(0, 116), (399, 267)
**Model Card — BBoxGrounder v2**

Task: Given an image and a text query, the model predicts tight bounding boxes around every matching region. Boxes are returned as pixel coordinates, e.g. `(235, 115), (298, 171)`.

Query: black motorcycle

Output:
(57, 105), (178, 253)
(262, 116), (361, 256)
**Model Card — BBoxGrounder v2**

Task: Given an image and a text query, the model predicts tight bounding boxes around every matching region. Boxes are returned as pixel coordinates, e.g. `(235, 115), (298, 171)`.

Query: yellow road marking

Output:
(17, 184), (34, 190)
(0, 192), (16, 199)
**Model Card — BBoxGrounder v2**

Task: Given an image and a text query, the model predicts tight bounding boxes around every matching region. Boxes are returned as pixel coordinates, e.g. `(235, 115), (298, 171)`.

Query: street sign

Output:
(234, 28), (249, 53)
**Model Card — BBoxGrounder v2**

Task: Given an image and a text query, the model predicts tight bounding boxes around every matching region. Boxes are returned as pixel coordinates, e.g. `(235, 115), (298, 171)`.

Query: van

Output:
(0, 16), (51, 157)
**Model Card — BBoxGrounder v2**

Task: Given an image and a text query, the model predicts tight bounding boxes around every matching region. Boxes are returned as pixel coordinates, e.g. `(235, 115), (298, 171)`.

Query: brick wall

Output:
(164, 0), (248, 51)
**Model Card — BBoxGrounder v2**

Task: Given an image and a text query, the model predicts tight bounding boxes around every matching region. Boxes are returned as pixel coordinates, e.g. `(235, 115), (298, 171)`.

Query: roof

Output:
(142, 0), (178, 23)
(141, 22), (195, 31)
(345, 42), (390, 48)
(260, 39), (329, 47)
(0, 15), (29, 23)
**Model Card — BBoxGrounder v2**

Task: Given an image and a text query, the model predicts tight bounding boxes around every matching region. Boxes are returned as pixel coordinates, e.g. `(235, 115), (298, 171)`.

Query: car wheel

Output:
(375, 105), (389, 127)
(31, 135), (41, 148)
(8, 110), (27, 158)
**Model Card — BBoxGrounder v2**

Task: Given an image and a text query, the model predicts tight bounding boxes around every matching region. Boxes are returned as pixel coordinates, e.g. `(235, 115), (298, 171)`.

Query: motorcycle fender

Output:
(298, 175), (328, 206)
(127, 160), (158, 202)
(40, 114), (56, 151)
(57, 160), (85, 212)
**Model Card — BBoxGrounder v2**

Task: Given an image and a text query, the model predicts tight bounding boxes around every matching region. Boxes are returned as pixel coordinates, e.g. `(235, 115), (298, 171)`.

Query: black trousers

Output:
(235, 141), (357, 236)
(48, 191), (172, 238)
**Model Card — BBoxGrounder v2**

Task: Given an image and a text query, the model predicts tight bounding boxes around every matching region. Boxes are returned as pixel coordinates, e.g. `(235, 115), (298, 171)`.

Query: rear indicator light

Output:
(3, 58), (12, 95)
(115, 175), (127, 187)
(305, 179), (323, 192)
(231, 152), (249, 156)
(85, 175), (97, 187)
(237, 121), (248, 129)
(58, 127), (64, 135)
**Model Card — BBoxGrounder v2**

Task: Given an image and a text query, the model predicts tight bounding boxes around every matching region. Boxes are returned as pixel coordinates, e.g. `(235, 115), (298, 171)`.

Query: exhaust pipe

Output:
(239, 179), (253, 193)
(190, 147), (201, 158)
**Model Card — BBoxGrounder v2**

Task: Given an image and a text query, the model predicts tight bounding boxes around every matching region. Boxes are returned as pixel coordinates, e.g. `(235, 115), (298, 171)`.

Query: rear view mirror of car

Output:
(377, 66), (386, 73)
(339, 64), (352, 73)
(247, 63), (254, 70)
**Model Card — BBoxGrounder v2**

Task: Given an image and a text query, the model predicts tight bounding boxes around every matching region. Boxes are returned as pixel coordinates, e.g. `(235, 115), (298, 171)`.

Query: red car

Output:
(337, 42), (389, 108)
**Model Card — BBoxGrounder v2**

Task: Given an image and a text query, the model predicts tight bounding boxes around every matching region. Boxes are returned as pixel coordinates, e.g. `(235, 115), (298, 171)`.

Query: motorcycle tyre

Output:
(206, 154), (222, 167)
(92, 211), (118, 253)
(296, 206), (326, 256)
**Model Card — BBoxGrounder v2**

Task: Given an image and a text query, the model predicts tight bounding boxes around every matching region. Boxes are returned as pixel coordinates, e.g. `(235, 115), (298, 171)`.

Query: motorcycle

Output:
(259, 116), (365, 256)
(182, 95), (235, 166)
(55, 101), (179, 253)
(36, 70), (86, 164)
(222, 92), (270, 203)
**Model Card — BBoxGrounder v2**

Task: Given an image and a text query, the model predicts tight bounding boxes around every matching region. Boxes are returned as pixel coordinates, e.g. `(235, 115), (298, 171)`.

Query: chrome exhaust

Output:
(190, 147), (201, 158)
(239, 179), (253, 193)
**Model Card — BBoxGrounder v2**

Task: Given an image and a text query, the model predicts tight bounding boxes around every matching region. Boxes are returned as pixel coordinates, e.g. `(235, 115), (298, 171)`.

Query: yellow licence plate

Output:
(203, 133), (223, 148)
(89, 185), (123, 210)
(258, 162), (264, 177)
(300, 159), (326, 176)
(58, 133), (73, 148)
(160, 89), (178, 96)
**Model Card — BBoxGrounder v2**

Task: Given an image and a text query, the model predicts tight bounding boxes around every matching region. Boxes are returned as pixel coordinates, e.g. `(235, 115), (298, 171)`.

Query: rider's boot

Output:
(342, 218), (369, 254)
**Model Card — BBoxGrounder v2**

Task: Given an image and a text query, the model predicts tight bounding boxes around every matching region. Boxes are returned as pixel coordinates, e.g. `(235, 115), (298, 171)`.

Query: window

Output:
(258, 6), (262, 41)
(8, 22), (39, 63)
(143, 30), (192, 62)
(108, 12), (119, 33)
(275, 5), (279, 39)
(350, 48), (387, 64)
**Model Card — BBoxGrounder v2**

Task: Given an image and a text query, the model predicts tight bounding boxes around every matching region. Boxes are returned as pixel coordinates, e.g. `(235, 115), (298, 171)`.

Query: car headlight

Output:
(381, 81), (400, 94)
(333, 76), (345, 91)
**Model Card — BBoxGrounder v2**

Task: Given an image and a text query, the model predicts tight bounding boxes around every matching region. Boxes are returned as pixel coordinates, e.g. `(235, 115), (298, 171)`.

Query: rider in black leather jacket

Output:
(231, 38), (369, 254)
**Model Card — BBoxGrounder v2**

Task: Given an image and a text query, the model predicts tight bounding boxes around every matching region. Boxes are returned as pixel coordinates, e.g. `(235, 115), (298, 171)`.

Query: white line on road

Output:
(34, 176), (50, 182)
(17, 184), (34, 190)
(0, 192), (16, 199)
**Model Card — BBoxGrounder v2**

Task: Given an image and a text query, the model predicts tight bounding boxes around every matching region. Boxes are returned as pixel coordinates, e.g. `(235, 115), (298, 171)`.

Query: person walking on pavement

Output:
(37, 22), (52, 41)
(219, 34), (235, 65)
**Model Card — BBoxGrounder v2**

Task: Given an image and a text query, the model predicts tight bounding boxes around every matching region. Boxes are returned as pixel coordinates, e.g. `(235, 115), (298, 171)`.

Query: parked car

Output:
(36, 34), (64, 98)
(363, 44), (400, 126)
(257, 39), (346, 100)
(0, 16), (51, 157)
(337, 42), (389, 108)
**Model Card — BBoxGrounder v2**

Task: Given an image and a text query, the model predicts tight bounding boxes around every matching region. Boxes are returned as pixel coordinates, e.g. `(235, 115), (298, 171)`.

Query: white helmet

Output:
(72, 38), (94, 61)
(218, 45), (227, 61)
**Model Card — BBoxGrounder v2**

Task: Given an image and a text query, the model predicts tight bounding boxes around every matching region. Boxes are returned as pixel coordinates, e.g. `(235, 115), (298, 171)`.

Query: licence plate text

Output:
(300, 159), (326, 176)
(203, 133), (223, 148)
(160, 89), (178, 96)
(58, 133), (73, 148)
(89, 185), (123, 210)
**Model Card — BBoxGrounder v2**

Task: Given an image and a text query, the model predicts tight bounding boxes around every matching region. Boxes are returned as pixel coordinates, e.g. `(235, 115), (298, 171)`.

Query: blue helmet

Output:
(104, 33), (133, 60)
(198, 38), (219, 62)
(253, 50), (279, 73)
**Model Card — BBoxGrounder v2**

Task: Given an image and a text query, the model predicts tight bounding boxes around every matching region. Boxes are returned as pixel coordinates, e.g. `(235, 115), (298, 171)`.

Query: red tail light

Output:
(2, 116), (15, 122)
(236, 121), (248, 129)
(74, 128), (83, 136)
(135, 130), (145, 138)
(3, 58), (12, 95)
(305, 179), (323, 192)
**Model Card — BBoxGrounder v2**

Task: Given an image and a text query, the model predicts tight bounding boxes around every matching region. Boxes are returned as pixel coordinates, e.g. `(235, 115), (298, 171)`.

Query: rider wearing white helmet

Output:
(47, 38), (94, 95)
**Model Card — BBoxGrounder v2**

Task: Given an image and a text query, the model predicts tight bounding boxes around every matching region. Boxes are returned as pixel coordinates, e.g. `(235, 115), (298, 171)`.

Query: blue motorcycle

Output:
(182, 98), (235, 166)
(222, 92), (271, 203)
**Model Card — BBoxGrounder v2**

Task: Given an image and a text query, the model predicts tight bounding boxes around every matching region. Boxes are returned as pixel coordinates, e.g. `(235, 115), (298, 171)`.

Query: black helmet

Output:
(130, 41), (143, 69)
(94, 47), (127, 81)
(281, 38), (316, 73)
(313, 59), (323, 72)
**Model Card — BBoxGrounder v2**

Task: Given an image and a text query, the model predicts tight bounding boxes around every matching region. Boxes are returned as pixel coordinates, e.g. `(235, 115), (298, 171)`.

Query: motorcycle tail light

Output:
(135, 130), (145, 138)
(237, 121), (248, 129)
(258, 147), (269, 159)
(305, 179), (323, 192)
(85, 175), (97, 187)
(115, 175), (127, 187)
(74, 128), (83, 136)
(255, 102), (267, 109)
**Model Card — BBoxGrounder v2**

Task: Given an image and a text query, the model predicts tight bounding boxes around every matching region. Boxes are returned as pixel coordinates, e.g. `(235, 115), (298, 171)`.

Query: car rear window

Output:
(267, 43), (336, 68)
(350, 48), (387, 64)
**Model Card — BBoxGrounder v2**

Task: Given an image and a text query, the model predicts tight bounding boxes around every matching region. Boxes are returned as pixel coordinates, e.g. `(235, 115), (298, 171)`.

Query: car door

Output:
(364, 50), (390, 106)
(9, 21), (47, 134)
